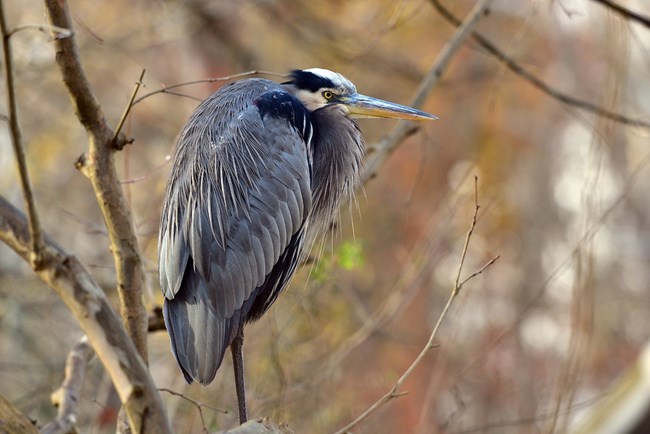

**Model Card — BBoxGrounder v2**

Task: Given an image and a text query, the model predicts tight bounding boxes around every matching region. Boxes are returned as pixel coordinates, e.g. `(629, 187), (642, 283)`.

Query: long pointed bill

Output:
(341, 94), (437, 120)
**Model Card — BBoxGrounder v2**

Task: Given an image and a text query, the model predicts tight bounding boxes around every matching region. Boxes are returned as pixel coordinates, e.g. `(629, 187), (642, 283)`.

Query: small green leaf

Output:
(337, 241), (365, 271)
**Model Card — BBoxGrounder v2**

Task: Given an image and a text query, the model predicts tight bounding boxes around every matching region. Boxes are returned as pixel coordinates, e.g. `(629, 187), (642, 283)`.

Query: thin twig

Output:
(41, 337), (94, 434)
(112, 68), (145, 147)
(454, 178), (501, 291)
(131, 70), (284, 106)
(333, 176), (499, 434)
(453, 176), (480, 295)
(453, 152), (650, 393)
(0, 0), (44, 268)
(153, 89), (203, 102)
(459, 254), (500, 288)
(454, 394), (605, 433)
(429, 0), (650, 128)
(159, 388), (229, 434)
(588, 0), (650, 30)
(361, 0), (494, 185)
(120, 154), (172, 185)
(8, 23), (72, 38)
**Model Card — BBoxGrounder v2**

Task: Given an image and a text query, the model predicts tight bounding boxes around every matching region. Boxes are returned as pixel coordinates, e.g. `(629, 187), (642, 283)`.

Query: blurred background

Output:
(1, 0), (649, 433)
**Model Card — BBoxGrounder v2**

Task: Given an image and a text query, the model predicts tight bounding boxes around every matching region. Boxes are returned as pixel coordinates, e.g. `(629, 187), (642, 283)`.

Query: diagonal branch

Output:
(0, 395), (39, 434)
(361, 0), (493, 185)
(333, 176), (499, 434)
(588, 0), (650, 30)
(0, 196), (171, 434)
(112, 69), (145, 145)
(0, 0), (44, 268)
(43, 0), (149, 361)
(429, 0), (650, 129)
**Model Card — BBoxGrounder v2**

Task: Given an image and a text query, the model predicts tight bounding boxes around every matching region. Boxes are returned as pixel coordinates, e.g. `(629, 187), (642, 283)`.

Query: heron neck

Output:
(307, 105), (364, 240)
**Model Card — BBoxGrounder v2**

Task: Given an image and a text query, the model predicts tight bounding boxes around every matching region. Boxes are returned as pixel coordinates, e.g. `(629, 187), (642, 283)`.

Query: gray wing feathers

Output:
(159, 195), (189, 299)
(159, 79), (311, 383)
(163, 270), (230, 384)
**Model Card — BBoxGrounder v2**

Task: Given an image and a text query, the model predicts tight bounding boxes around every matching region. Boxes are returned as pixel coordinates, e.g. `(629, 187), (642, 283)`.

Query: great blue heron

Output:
(158, 68), (435, 423)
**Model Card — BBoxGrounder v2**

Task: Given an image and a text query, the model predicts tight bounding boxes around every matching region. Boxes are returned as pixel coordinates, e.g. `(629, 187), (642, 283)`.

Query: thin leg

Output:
(230, 322), (248, 424)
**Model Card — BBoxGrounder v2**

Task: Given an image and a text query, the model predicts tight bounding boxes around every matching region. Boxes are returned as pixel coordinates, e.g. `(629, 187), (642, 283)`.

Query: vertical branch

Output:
(41, 337), (94, 434)
(0, 0), (44, 267)
(43, 0), (149, 361)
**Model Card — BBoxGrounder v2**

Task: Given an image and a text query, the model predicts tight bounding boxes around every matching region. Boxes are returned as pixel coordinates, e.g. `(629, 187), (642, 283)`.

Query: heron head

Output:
(284, 68), (437, 121)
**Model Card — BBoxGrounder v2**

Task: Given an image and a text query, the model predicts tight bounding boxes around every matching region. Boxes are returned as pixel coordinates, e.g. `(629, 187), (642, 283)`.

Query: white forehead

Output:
(305, 68), (356, 92)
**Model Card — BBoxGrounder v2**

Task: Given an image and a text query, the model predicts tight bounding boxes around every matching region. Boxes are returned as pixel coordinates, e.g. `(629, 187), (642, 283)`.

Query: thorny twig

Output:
(333, 176), (499, 434)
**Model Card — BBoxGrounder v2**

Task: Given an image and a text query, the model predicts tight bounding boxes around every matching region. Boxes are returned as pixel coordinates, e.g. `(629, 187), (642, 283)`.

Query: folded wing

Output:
(158, 79), (313, 384)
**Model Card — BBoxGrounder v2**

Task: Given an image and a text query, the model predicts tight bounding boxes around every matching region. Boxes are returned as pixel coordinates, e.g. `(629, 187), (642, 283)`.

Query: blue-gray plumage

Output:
(158, 68), (435, 423)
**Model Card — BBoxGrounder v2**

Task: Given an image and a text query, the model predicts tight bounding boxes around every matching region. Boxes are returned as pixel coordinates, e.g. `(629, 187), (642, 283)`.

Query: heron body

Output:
(158, 68), (435, 422)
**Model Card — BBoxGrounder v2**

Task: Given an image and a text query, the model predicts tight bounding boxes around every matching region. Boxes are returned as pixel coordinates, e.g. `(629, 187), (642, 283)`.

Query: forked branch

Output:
(333, 176), (499, 434)
(43, 0), (149, 362)
(0, 196), (171, 433)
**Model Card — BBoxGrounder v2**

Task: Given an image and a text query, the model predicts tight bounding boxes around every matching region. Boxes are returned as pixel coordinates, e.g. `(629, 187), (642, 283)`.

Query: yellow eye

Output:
(322, 91), (334, 100)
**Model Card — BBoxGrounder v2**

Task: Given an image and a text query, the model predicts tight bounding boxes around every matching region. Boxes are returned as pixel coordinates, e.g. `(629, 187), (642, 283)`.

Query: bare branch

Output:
(112, 69), (145, 146)
(0, 395), (39, 434)
(361, 0), (492, 184)
(459, 254), (500, 288)
(8, 23), (72, 39)
(120, 154), (171, 185)
(131, 70), (284, 107)
(453, 177), (499, 295)
(333, 176), (499, 434)
(429, 0), (650, 129)
(0, 196), (171, 433)
(589, 0), (650, 30)
(44, 0), (149, 362)
(0, 0), (44, 268)
(159, 388), (229, 434)
(453, 176), (480, 295)
(41, 337), (94, 434)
